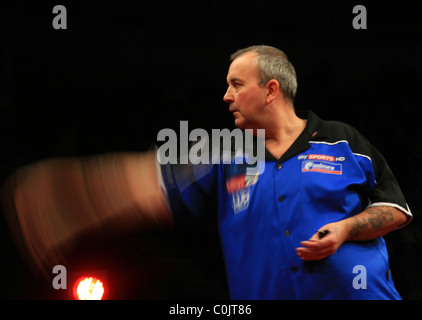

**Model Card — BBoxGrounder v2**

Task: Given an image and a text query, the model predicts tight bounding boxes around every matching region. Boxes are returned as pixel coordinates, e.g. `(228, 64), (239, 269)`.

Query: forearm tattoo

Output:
(348, 206), (395, 240)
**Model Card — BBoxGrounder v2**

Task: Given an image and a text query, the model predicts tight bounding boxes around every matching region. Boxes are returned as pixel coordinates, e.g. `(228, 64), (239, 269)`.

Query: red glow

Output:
(73, 276), (105, 300)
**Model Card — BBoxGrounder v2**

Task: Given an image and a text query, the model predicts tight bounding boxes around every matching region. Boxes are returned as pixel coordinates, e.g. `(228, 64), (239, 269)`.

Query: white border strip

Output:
(352, 152), (372, 162)
(309, 140), (373, 162)
(309, 140), (349, 146)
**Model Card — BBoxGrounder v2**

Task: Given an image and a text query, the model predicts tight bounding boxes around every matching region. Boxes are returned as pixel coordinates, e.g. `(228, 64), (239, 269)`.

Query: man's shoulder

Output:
(302, 110), (378, 160)
(320, 119), (360, 139)
(306, 111), (365, 144)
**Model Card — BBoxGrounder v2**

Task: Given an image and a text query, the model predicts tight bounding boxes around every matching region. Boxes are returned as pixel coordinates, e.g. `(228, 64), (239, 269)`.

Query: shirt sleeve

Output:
(159, 161), (218, 226)
(348, 126), (412, 227)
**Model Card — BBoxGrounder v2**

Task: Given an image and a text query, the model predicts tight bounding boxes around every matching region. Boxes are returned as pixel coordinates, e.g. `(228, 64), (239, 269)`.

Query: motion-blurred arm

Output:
(1, 151), (173, 276)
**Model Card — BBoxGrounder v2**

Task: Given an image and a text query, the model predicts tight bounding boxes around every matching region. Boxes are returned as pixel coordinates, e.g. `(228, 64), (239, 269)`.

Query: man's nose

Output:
(223, 86), (234, 104)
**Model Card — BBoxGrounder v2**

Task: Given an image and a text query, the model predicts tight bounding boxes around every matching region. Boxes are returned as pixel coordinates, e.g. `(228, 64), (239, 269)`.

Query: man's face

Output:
(223, 52), (267, 130)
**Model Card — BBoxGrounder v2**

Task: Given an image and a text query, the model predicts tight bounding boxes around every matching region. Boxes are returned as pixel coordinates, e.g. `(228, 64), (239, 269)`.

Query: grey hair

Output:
(230, 45), (298, 102)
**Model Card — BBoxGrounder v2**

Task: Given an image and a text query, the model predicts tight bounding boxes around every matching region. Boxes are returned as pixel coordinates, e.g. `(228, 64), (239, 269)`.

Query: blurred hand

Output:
(296, 222), (348, 261)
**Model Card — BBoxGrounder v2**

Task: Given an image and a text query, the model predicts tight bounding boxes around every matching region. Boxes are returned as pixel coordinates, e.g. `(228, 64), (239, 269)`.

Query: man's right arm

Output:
(1, 150), (173, 276)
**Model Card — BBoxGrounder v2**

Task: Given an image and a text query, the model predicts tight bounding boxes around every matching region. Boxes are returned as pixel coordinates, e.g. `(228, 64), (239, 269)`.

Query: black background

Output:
(1, 1), (422, 300)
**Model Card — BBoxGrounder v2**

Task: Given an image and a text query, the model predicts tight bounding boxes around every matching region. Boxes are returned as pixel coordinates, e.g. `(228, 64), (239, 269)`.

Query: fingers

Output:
(296, 233), (338, 261)
(296, 222), (349, 261)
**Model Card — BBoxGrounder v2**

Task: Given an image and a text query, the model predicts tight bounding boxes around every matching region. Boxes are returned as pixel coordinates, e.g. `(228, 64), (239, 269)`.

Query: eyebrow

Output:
(227, 77), (243, 84)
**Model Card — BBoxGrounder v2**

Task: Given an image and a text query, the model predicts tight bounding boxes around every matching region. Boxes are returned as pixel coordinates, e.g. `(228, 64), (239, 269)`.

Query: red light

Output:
(73, 276), (105, 300)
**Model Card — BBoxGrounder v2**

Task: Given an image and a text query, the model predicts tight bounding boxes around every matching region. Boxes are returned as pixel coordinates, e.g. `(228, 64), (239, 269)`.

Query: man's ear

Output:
(265, 79), (281, 104)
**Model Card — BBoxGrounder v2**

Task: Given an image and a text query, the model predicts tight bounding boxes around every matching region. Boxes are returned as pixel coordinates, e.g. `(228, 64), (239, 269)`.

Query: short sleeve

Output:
(348, 127), (412, 227)
(159, 161), (218, 226)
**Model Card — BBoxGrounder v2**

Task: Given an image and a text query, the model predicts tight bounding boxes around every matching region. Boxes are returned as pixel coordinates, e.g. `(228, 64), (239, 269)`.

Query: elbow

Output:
(394, 206), (411, 229)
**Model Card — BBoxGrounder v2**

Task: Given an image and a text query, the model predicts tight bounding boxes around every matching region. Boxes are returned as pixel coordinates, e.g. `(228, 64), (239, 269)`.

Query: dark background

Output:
(1, 1), (421, 300)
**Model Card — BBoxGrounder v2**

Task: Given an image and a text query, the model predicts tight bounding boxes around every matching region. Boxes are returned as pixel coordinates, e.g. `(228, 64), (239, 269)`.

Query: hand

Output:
(296, 222), (348, 261)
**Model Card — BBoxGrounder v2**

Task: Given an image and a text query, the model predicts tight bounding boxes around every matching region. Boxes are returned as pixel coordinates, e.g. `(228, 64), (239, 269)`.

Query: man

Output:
(1, 45), (411, 299)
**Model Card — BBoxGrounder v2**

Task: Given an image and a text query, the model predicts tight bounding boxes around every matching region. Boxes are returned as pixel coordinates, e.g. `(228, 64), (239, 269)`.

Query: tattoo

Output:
(348, 206), (395, 240)
(368, 206), (394, 229)
(349, 216), (370, 239)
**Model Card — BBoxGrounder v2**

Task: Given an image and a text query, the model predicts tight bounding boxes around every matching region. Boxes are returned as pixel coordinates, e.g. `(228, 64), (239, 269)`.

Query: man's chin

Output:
(233, 121), (263, 137)
(234, 118), (246, 129)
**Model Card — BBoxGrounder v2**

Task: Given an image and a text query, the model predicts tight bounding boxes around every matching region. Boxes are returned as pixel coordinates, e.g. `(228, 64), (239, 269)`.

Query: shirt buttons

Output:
(278, 195), (285, 202)
(284, 230), (290, 237)
(276, 163), (282, 170)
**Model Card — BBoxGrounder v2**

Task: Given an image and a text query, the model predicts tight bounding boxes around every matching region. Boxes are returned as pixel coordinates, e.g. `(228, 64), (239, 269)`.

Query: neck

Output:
(264, 105), (306, 159)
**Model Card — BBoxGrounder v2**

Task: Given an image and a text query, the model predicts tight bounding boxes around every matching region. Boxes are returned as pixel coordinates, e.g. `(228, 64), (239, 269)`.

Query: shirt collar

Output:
(266, 109), (323, 163)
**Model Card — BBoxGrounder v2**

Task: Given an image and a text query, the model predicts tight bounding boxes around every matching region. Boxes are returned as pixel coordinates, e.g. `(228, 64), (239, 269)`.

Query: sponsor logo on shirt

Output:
(298, 154), (346, 162)
(225, 164), (259, 214)
(232, 188), (250, 214)
(226, 173), (258, 214)
(302, 160), (343, 175)
(226, 174), (258, 194)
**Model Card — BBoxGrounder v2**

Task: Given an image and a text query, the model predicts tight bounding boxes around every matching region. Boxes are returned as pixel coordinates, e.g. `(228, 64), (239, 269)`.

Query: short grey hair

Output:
(230, 45), (298, 102)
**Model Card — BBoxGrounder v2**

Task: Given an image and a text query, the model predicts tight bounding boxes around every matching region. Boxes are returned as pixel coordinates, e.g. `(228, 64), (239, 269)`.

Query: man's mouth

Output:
(230, 109), (240, 118)
(229, 105), (239, 114)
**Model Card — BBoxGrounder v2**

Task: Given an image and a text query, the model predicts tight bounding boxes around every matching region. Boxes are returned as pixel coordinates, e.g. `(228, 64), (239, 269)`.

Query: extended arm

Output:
(296, 206), (408, 261)
(1, 151), (173, 275)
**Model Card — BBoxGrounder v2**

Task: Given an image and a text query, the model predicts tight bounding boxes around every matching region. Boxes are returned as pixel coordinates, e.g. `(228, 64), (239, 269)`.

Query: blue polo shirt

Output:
(159, 110), (412, 300)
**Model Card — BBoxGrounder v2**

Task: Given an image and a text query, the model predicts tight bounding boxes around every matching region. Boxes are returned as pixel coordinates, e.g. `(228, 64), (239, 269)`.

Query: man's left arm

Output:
(297, 125), (412, 261)
(296, 206), (408, 261)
